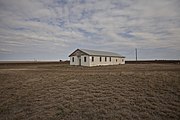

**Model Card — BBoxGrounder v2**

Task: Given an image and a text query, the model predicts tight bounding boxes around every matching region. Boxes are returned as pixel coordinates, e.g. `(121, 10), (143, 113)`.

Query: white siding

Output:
(70, 55), (125, 66)
(121, 58), (125, 64)
(70, 55), (91, 66)
(81, 55), (90, 66)
(70, 56), (79, 65)
(89, 56), (125, 66)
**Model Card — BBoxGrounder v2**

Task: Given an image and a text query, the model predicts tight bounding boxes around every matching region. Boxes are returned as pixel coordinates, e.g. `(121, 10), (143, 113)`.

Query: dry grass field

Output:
(0, 63), (180, 120)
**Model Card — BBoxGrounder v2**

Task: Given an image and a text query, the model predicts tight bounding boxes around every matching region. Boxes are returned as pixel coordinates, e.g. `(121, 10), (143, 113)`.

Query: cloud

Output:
(0, 0), (180, 60)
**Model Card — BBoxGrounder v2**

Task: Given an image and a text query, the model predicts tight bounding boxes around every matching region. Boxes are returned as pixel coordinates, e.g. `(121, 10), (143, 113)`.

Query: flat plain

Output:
(0, 63), (180, 120)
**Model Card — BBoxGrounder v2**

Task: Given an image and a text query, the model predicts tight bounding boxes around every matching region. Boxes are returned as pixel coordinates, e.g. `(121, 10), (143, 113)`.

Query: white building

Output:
(69, 49), (125, 66)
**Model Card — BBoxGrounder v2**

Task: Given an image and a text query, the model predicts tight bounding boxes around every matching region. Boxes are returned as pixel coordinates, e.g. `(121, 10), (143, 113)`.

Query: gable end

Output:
(69, 49), (89, 57)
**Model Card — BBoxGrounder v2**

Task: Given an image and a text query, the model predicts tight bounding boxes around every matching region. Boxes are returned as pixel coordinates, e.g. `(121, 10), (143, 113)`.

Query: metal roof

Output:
(79, 49), (125, 58)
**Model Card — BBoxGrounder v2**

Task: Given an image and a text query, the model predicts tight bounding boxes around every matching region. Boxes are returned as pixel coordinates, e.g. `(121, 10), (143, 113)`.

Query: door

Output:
(78, 57), (81, 66)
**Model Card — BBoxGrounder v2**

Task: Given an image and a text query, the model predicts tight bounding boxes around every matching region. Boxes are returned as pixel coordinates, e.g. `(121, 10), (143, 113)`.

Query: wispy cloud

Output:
(0, 0), (180, 60)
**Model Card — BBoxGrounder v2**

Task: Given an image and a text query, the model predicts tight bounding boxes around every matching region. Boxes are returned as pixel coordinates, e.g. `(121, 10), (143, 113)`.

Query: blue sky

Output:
(0, 0), (180, 60)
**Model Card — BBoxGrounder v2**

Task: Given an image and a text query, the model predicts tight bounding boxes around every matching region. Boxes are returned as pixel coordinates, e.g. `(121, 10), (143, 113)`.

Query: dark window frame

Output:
(100, 57), (102, 62)
(105, 57), (107, 62)
(84, 56), (86, 62)
(72, 57), (74, 62)
(92, 56), (94, 62)
(110, 57), (111, 62)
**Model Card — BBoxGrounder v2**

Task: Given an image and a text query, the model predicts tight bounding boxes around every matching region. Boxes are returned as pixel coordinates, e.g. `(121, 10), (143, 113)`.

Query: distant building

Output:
(69, 49), (125, 66)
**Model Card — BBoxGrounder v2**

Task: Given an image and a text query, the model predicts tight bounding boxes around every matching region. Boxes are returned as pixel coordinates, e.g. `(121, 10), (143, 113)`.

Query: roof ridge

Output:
(80, 49), (116, 53)
(79, 49), (125, 58)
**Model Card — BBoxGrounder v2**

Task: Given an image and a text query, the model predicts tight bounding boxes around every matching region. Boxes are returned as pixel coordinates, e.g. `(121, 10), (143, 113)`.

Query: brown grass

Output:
(0, 64), (180, 120)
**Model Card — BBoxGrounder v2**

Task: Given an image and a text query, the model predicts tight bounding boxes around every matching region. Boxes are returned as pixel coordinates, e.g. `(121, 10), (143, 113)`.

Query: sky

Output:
(0, 0), (180, 61)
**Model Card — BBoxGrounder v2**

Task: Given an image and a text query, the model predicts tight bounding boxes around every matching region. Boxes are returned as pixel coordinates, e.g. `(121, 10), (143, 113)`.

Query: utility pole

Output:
(135, 48), (138, 61)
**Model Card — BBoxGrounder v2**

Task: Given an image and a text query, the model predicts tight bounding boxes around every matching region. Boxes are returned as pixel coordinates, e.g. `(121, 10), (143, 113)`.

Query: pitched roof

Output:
(69, 49), (125, 58)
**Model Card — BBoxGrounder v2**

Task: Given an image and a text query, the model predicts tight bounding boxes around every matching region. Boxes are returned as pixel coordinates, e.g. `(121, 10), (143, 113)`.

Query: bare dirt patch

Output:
(0, 64), (180, 120)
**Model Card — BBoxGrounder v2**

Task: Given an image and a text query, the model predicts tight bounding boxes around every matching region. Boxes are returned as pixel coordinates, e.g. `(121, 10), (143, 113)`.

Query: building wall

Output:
(81, 55), (90, 66)
(70, 56), (79, 65)
(70, 55), (125, 66)
(121, 58), (125, 64)
(89, 56), (125, 66)
(70, 55), (90, 66)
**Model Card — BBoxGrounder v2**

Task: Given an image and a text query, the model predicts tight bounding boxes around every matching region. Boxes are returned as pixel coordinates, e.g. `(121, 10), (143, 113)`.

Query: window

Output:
(116, 59), (117, 62)
(122, 59), (124, 62)
(110, 57), (111, 62)
(84, 57), (86, 62)
(100, 57), (102, 62)
(72, 57), (74, 62)
(105, 57), (107, 62)
(92, 56), (94, 62)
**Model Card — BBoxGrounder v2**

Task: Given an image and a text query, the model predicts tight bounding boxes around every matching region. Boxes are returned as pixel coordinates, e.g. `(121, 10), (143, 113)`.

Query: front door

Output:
(78, 57), (81, 66)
